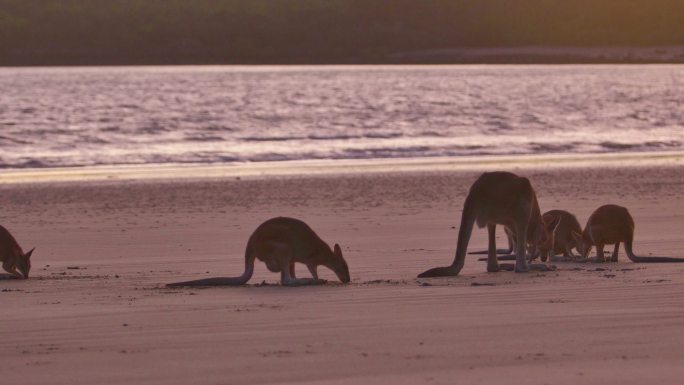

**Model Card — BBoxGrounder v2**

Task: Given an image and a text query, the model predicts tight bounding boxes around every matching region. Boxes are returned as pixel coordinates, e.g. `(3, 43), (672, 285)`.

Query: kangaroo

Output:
(0, 225), (34, 279)
(167, 217), (350, 287)
(539, 209), (585, 261)
(580, 204), (684, 263)
(418, 171), (559, 277)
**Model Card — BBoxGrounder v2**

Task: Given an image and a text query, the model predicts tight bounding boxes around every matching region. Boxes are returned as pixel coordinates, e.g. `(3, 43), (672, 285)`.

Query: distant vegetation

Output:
(1, 0), (684, 65)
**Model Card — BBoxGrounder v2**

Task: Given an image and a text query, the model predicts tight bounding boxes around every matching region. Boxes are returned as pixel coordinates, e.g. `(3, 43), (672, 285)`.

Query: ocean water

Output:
(0, 65), (682, 169)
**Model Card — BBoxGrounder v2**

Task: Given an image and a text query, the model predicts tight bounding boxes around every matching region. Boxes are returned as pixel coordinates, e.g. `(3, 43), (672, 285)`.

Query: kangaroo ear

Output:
(333, 243), (342, 257)
(24, 248), (35, 259)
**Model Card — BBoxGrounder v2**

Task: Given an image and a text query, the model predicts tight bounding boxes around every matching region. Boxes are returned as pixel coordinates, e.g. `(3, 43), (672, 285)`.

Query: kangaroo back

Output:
(167, 242), (256, 287)
(0, 225), (22, 256)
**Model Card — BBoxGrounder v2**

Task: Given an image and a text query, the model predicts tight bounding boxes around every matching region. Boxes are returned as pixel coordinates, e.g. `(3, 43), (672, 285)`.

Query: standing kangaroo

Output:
(539, 209), (585, 261)
(418, 171), (559, 277)
(167, 217), (350, 287)
(580, 204), (684, 263)
(0, 225), (34, 279)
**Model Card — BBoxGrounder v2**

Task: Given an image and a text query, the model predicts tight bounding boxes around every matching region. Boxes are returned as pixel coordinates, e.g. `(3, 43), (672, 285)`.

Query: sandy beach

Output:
(1, 157), (683, 384)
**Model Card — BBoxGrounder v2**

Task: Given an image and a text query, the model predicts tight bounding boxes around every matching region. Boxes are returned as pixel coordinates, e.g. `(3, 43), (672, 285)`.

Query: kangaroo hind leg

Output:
(593, 244), (606, 263)
(487, 224), (514, 271)
(289, 262), (297, 279)
(486, 224), (501, 272)
(514, 222), (529, 273)
(610, 243), (619, 262)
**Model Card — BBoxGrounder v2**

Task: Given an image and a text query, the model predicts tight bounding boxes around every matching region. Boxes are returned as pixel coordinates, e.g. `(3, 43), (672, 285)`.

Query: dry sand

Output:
(1, 160), (683, 384)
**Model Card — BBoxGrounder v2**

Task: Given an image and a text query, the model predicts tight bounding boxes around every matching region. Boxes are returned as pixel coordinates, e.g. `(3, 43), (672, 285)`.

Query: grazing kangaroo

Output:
(580, 204), (684, 263)
(167, 217), (350, 287)
(418, 171), (559, 277)
(539, 209), (585, 261)
(0, 225), (34, 279)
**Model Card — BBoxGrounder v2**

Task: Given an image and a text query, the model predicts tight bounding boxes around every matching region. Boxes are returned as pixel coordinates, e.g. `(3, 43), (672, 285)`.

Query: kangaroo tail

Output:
(624, 237), (684, 263)
(167, 244), (256, 287)
(627, 256), (684, 263)
(418, 195), (476, 278)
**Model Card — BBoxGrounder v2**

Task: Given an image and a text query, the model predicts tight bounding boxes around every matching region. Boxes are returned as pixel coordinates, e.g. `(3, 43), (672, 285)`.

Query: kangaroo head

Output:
(330, 243), (350, 283)
(576, 231), (593, 259)
(17, 247), (34, 279)
(536, 215), (561, 262)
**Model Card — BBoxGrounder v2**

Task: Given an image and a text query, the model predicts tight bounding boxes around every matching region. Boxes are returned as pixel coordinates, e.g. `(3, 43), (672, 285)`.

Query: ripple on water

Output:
(0, 65), (683, 168)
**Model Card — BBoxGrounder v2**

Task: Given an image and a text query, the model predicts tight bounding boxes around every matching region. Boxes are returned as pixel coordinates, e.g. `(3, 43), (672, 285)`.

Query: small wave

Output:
(74, 134), (110, 145)
(0, 135), (31, 145)
(248, 153), (291, 162)
(20, 159), (50, 168)
(643, 140), (681, 148)
(242, 135), (306, 142)
(598, 141), (681, 151)
(343, 146), (432, 157)
(419, 131), (449, 138)
(202, 125), (237, 132)
(21, 128), (73, 136)
(464, 145), (485, 150)
(243, 132), (405, 142)
(137, 125), (168, 134)
(529, 143), (577, 152)
(215, 155), (240, 162)
(307, 134), (357, 140)
(363, 132), (403, 139)
(600, 141), (638, 150)
(185, 134), (224, 142)
(485, 119), (513, 132)
(307, 133), (405, 141)
(0, 159), (51, 169)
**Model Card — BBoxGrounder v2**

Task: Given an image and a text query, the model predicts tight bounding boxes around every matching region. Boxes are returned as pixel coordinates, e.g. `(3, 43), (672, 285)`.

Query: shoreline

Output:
(1, 150), (683, 184)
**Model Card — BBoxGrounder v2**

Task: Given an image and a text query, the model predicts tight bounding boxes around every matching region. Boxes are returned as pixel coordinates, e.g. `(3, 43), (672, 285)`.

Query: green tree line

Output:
(1, 0), (684, 65)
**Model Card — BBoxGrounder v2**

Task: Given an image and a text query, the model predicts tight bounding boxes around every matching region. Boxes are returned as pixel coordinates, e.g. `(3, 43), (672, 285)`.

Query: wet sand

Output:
(1, 161), (683, 384)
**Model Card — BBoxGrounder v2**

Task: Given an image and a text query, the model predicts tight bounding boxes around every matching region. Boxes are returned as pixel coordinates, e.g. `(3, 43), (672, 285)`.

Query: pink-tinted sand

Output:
(1, 161), (683, 384)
